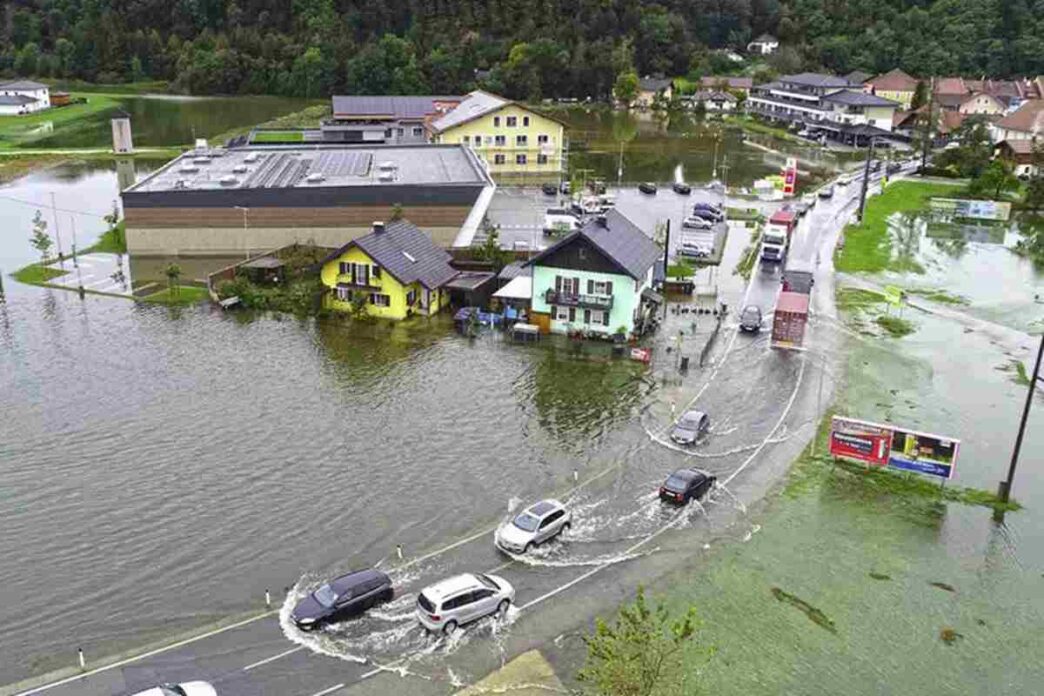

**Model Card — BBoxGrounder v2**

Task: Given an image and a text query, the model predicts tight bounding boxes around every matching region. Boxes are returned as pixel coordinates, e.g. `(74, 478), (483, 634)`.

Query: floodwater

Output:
(554, 107), (839, 186)
(14, 95), (314, 149)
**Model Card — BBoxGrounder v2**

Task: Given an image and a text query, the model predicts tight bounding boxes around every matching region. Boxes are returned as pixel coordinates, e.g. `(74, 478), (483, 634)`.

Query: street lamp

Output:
(234, 206), (250, 258)
(999, 333), (1044, 503)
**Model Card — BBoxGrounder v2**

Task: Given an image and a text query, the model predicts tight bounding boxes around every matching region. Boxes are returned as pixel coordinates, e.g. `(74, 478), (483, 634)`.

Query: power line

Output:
(0, 193), (109, 219)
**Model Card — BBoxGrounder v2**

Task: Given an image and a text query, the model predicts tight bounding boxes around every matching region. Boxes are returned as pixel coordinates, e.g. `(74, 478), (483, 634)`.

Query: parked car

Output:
(559, 181), (571, 195)
(541, 182), (558, 196)
(678, 243), (711, 258)
(886, 162), (902, 175)
(818, 186), (834, 199)
(739, 305), (763, 332)
(794, 202), (811, 217)
(672, 182), (692, 195)
(495, 499), (571, 553)
(639, 182), (657, 195)
(682, 216), (714, 230)
(669, 410), (710, 445)
(659, 468), (717, 504)
(291, 569), (393, 631)
(130, 683), (217, 696)
(693, 202), (722, 213)
(416, 573), (514, 634)
(691, 208), (724, 223)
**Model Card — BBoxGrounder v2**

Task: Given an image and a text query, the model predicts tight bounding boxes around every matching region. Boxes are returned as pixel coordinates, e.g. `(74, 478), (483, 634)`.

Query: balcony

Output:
(545, 289), (613, 310)
(337, 276), (380, 290)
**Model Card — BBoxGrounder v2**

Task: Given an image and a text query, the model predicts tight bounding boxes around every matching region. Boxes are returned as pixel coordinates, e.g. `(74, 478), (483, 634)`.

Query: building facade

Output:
(429, 91), (566, 179)
(321, 96), (461, 144)
(320, 220), (456, 320)
(866, 69), (919, 109)
(527, 210), (661, 338)
(990, 100), (1044, 143)
(635, 77), (674, 108)
(0, 80), (50, 114)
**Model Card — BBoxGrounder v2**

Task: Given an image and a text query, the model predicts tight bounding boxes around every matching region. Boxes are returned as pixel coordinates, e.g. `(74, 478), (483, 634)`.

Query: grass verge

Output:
(0, 94), (121, 149)
(142, 286), (210, 305)
(733, 227), (762, 280)
(12, 265), (68, 284)
(725, 206), (762, 221)
(875, 314), (915, 338)
(251, 130), (305, 143)
(835, 180), (964, 274)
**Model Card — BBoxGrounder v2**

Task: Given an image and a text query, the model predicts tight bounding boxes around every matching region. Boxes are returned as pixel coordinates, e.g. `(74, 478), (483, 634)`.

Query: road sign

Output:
(883, 285), (903, 307)
(828, 416), (960, 479)
(782, 157), (798, 197)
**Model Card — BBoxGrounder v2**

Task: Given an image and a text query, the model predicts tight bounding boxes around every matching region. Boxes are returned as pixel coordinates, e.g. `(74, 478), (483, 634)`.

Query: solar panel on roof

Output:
(314, 151), (372, 178)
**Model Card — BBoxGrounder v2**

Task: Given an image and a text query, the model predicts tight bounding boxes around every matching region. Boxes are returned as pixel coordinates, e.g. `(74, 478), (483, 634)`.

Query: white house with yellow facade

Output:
(428, 90), (566, 180)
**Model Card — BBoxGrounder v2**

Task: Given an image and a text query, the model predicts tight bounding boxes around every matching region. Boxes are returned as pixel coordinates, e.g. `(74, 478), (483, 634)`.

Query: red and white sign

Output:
(828, 416), (891, 467)
(782, 157), (798, 197)
(630, 347), (652, 364)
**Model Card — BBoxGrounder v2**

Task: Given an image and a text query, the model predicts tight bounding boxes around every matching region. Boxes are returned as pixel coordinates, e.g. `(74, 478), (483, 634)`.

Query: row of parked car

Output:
(288, 470), (718, 637)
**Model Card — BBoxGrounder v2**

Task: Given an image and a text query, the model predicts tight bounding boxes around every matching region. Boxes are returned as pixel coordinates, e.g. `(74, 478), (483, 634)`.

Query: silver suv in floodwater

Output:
(495, 499), (572, 553)
(416, 573), (515, 634)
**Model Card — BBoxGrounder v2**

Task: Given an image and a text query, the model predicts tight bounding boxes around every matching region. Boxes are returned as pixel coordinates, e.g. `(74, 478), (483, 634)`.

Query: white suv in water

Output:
(416, 573), (514, 634)
(495, 499), (572, 554)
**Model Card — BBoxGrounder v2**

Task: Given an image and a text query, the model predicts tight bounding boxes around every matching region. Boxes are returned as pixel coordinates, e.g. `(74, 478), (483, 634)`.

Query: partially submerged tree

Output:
(164, 262), (182, 297)
(29, 210), (53, 262)
(578, 586), (709, 696)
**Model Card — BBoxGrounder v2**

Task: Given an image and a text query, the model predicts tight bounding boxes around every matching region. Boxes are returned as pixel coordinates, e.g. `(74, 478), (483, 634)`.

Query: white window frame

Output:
(506, 116), (518, 127)
(537, 134), (549, 144)
(556, 306), (570, 321)
(592, 280), (609, 295)
(494, 154), (506, 165)
(537, 154), (548, 164)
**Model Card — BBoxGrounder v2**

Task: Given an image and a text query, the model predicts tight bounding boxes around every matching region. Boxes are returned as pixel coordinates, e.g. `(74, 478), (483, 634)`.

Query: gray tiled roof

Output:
(781, 73), (853, 89)
(0, 80), (48, 91)
(430, 91), (508, 133)
(0, 94), (38, 105)
(822, 90), (899, 107)
(639, 77), (673, 92)
(327, 220), (457, 290)
(330, 95), (460, 120)
(527, 209), (661, 280)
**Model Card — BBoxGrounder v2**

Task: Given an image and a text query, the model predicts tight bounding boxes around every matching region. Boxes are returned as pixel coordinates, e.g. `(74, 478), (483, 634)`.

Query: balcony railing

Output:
(545, 289), (613, 310)
(337, 276), (380, 290)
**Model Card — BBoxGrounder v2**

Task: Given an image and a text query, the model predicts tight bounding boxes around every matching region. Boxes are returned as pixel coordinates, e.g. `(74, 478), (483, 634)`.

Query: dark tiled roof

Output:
(498, 261), (531, 280)
(700, 76), (753, 89)
(330, 95), (460, 120)
(527, 209), (661, 280)
(780, 73), (853, 89)
(995, 100), (1044, 134)
(822, 90), (899, 107)
(639, 77), (673, 92)
(844, 71), (873, 85)
(324, 220), (457, 289)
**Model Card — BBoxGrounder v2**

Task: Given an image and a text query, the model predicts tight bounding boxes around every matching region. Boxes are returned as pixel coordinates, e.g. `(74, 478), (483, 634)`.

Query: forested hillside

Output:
(2, 0), (1043, 98)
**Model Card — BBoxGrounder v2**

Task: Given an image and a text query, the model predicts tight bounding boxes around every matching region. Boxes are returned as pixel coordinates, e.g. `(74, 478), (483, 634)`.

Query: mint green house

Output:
(526, 210), (663, 338)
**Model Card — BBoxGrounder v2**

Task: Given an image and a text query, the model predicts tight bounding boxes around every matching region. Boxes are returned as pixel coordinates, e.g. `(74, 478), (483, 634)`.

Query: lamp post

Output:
(857, 136), (877, 222)
(998, 333), (1044, 503)
(234, 206), (250, 259)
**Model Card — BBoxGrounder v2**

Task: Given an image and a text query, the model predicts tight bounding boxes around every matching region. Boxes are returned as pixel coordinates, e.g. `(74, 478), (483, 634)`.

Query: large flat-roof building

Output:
(121, 144), (495, 256)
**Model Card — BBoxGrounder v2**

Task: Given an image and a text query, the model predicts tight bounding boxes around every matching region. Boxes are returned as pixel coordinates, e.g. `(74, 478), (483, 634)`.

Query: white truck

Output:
(760, 210), (797, 263)
(543, 208), (581, 236)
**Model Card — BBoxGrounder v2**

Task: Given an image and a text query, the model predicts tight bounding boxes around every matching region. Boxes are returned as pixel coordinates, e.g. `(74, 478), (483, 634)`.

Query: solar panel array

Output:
(313, 151), (373, 178)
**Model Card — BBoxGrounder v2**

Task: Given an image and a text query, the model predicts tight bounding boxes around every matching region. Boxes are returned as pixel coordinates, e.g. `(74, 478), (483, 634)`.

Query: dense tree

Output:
(1, 0), (1041, 97)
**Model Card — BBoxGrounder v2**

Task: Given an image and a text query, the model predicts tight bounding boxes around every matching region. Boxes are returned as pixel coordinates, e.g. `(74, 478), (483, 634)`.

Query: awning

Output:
(642, 287), (664, 305)
(493, 276), (532, 301)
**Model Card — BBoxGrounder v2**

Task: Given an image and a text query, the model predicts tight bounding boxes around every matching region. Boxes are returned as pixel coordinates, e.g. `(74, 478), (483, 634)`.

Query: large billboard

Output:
(930, 198), (1011, 221)
(828, 416), (960, 479)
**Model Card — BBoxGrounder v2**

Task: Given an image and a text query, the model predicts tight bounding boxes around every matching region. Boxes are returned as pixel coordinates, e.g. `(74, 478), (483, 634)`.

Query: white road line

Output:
(485, 559), (514, 573)
(243, 646), (304, 672)
(12, 611), (277, 696)
(309, 683), (345, 696)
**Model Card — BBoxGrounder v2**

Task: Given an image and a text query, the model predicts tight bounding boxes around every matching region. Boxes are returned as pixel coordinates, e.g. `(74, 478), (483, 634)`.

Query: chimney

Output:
(372, 221), (385, 234)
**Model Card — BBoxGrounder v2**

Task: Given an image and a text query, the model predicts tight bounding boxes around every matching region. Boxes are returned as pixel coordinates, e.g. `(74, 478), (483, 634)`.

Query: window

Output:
(412, 126), (423, 136)
(537, 154), (548, 164)
(384, 128), (393, 138)
(339, 261), (350, 275)
(537, 134), (549, 144)
(462, 135), (470, 145)
(516, 154), (527, 165)
(336, 287), (351, 301)
(516, 134), (528, 146)
(495, 135), (506, 146)
(406, 289), (417, 305)
(396, 127), (404, 136)
(493, 116), (501, 127)
(584, 309), (592, 324)
(370, 293), (390, 307)
(555, 306), (569, 321)
(588, 280), (612, 295)
(373, 265), (381, 279)
(523, 116), (530, 126)
(556, 276), (580, 295)
(506, 116), (518, 127)
(473, 588), (495, 601)
(494, 154), (506, 165)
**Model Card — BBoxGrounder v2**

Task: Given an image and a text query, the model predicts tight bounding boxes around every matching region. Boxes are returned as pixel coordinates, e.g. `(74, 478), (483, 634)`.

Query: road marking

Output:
(243, 646), (304, 672)
(309, 683), (345, 696)
(486, 559), (514, 573)
(12, 611), (277, 696)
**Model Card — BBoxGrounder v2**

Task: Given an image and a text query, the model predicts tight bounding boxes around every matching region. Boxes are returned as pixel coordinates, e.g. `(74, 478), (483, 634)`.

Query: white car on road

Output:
(495, 499), (572, 553)
(131, 683), (217, 696)
(416, 573), (515, 634)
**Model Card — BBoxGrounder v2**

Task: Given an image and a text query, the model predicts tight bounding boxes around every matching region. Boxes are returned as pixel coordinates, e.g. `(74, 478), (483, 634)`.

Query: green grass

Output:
(142, 286), (209, 305)
(12, 264), (68, 284)
(836, 287), (885, 312)
(835, 180), (964, 274)
(45, 79), (169, 94)
(251, 130), (305, 143)
(0, 94), (120, 149)
(86, 224), (127, 255)
(667, 261), (694, 278)
(732, 228), (762, 280)
(874, 314), (916, 338)
(725, 207), (762, 221)
(905, 288), (968, 305)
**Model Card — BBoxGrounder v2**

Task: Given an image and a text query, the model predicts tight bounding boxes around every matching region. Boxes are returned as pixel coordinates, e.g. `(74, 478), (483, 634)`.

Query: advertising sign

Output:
(888, 427), (960, 479)
(930, 198), (1011, 221)
(883, 285), (903, 307)
(829, 416), (891, 467)
(828, 416), (960, 479)
(782, 157), (798, 197)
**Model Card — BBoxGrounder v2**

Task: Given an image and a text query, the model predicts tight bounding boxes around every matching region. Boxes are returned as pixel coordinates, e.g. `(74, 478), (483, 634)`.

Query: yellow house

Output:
(321, 220), (457, 320)
(866, 69), (919, 110)
(429, 90), (566, 179)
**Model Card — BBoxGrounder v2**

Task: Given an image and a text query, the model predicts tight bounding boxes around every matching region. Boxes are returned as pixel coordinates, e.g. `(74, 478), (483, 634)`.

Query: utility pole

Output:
(998, 333), (1044, 503)
(50, 193), (64, 262)
(921, 78), (934, 171)
(857, 137), (876, 222)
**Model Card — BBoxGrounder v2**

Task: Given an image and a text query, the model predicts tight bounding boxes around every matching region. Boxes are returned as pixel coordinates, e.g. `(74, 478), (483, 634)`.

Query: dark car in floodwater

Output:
(639, 182), (657, 194)
(669, 410), (710, 445)
(659, 468), (716, 504)
(291, 569), (393, 631)
(541, 182), (558, 196)
(672, 182), (692, 195)
(739, 305), (763, 332)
